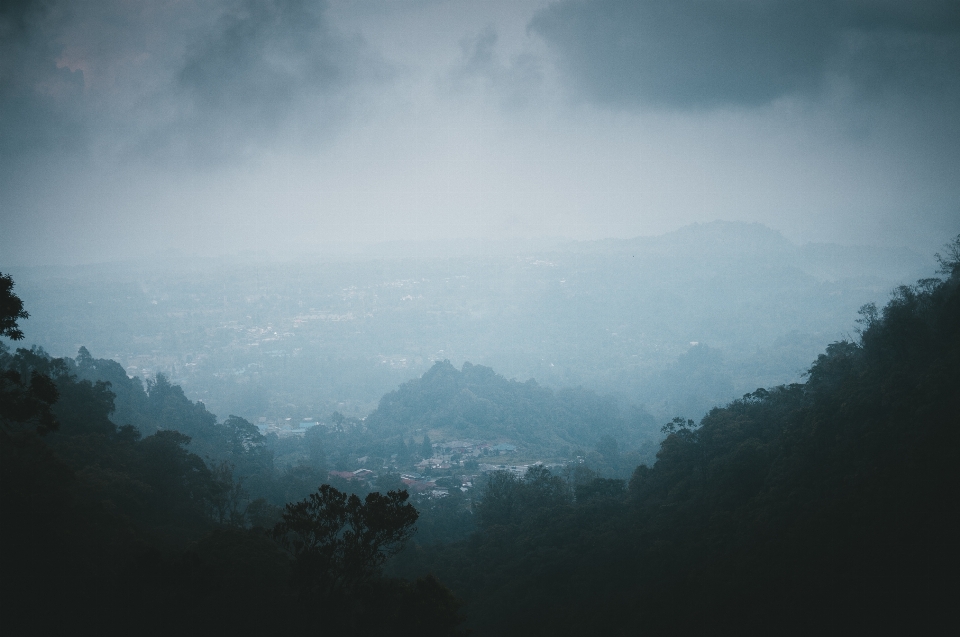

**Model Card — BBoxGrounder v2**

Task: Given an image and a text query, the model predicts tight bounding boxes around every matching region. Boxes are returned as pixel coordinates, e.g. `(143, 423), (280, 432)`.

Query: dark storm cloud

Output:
(174, 0), (388, 158)
(529, 0), (960, 108)
(0, 0), (384, 166)
(0, 0), (87, 157)
(182, 1), (349, 108)
(445, 26), (543, 109)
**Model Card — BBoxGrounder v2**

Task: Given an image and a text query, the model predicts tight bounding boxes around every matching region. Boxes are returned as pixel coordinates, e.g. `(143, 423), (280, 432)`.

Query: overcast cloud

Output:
(1, 0), (957, 265)
(0, 0), (385, 165)
(530, 0), (960, 107)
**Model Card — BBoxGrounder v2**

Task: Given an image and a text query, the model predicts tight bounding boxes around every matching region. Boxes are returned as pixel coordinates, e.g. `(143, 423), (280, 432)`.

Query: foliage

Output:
(3, 237), (958, 633)
(474, 465), (571, 529)
(936, 233), (960, 277)
(0, 272), (29, 341)
(367, 360), (659, 467)
(393, 240), (960, 634)
(410, 489), (476, 546)
(0, 364), (59, 436)
(273, 484), (418, 594)
(1, 273), (466, 635)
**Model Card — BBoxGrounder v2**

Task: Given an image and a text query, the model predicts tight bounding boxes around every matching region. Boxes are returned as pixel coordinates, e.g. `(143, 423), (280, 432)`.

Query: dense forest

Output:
(391, 239), (960, 633)
(2, 236), (958, 634)
(1, 273), (465, 634)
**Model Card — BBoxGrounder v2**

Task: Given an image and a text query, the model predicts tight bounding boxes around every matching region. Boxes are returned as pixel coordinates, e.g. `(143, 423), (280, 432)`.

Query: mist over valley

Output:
(8, 222), (932, 428)
(3, 0), (959, 634)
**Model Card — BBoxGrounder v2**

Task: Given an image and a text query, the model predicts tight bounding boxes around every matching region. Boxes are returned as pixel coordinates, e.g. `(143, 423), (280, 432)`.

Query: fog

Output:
(7, 221), (935, 429)
(3, 0), (955, 422)
(3, 4), (960, 633)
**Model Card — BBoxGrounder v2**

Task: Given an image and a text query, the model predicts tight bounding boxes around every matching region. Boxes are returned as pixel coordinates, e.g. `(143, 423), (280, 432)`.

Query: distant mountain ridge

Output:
(564, 220), (929, 282)
(8, 220), (936, 424)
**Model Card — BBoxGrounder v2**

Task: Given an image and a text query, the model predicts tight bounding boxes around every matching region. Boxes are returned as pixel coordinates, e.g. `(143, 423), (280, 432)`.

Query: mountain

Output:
(366, 360), (660, 463)
(391, 237), (960, 635)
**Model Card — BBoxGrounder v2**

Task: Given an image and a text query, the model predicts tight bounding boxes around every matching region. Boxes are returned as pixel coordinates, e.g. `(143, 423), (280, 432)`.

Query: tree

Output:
(219, 415), (266, 457)
(474, 470), (520, 528)
(0, 272), (29, 341)
(520, 464), (570, 509)
(936, 234), (960, 278)
(273, 484), (418, 594)
(209, 461), (248, 527)
(396, 437), (411, 465)
(135, 429), (214, 524)
(0, 279), (60, 434)
(475, 466), (570, 529)
(376, 472), (405, 493)
(0, 363), (59, 435)
(304, 424), (327, 468)
(575, 477), (625, 502)
(421, 434), (433, 459)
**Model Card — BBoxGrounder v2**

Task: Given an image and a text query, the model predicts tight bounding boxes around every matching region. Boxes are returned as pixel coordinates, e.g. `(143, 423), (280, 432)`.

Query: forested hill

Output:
(391, 240), (960, 634)
(1, 285), (465, 633)
(366, 360), (659, 459)
(2, 237), (957, 634)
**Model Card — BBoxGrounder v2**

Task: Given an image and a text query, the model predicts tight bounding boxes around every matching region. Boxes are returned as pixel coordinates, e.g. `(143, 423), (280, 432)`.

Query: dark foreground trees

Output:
(5, 236), (959, 634)
(0, 272), (29, 341)
(1, 272), (59, 436)
(264, 484), (464, 635)
(274, 485), (419, 594)
(392, 237), (960, 635)
(114, 485), (464, 636)
(1, 273), (465, 636)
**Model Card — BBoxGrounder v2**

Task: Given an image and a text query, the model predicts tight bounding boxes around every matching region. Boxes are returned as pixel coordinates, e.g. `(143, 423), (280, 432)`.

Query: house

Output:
(400, 477), (437, 493)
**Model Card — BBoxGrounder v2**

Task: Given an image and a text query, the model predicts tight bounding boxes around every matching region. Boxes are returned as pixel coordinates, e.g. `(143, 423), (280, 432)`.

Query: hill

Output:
(366, 360), (660, 464)
(390, 237), (960, 634)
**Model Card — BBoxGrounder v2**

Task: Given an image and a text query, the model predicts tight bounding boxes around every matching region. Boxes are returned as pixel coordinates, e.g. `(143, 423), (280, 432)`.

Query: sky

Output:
(2, 0), (958, 265)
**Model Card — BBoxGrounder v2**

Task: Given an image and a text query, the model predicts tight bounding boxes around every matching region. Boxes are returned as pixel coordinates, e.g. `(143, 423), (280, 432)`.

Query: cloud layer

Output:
(0, 0), (384, 167)
(1, 1), (957, 265)
(530, 0), (960, 108)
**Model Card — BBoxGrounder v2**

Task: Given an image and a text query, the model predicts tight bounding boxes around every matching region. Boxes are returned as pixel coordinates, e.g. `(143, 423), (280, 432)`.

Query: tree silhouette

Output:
(1, 276), (59, 435)
(1, 272), (29, 341)
(273, 484), (418, 594)
(936, 234), (960, 278)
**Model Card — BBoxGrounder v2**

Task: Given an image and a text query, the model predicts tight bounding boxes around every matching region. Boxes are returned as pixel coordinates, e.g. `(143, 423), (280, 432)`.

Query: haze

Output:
(3, 0), (958, 265)
(4, 4), (960, 633)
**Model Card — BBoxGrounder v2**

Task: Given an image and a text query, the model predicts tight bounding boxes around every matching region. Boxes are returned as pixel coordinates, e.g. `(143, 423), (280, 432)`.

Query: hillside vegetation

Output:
(1, 236), (957, 634)
(366, 359), (660, 461)
(390, 238), (960, 634)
